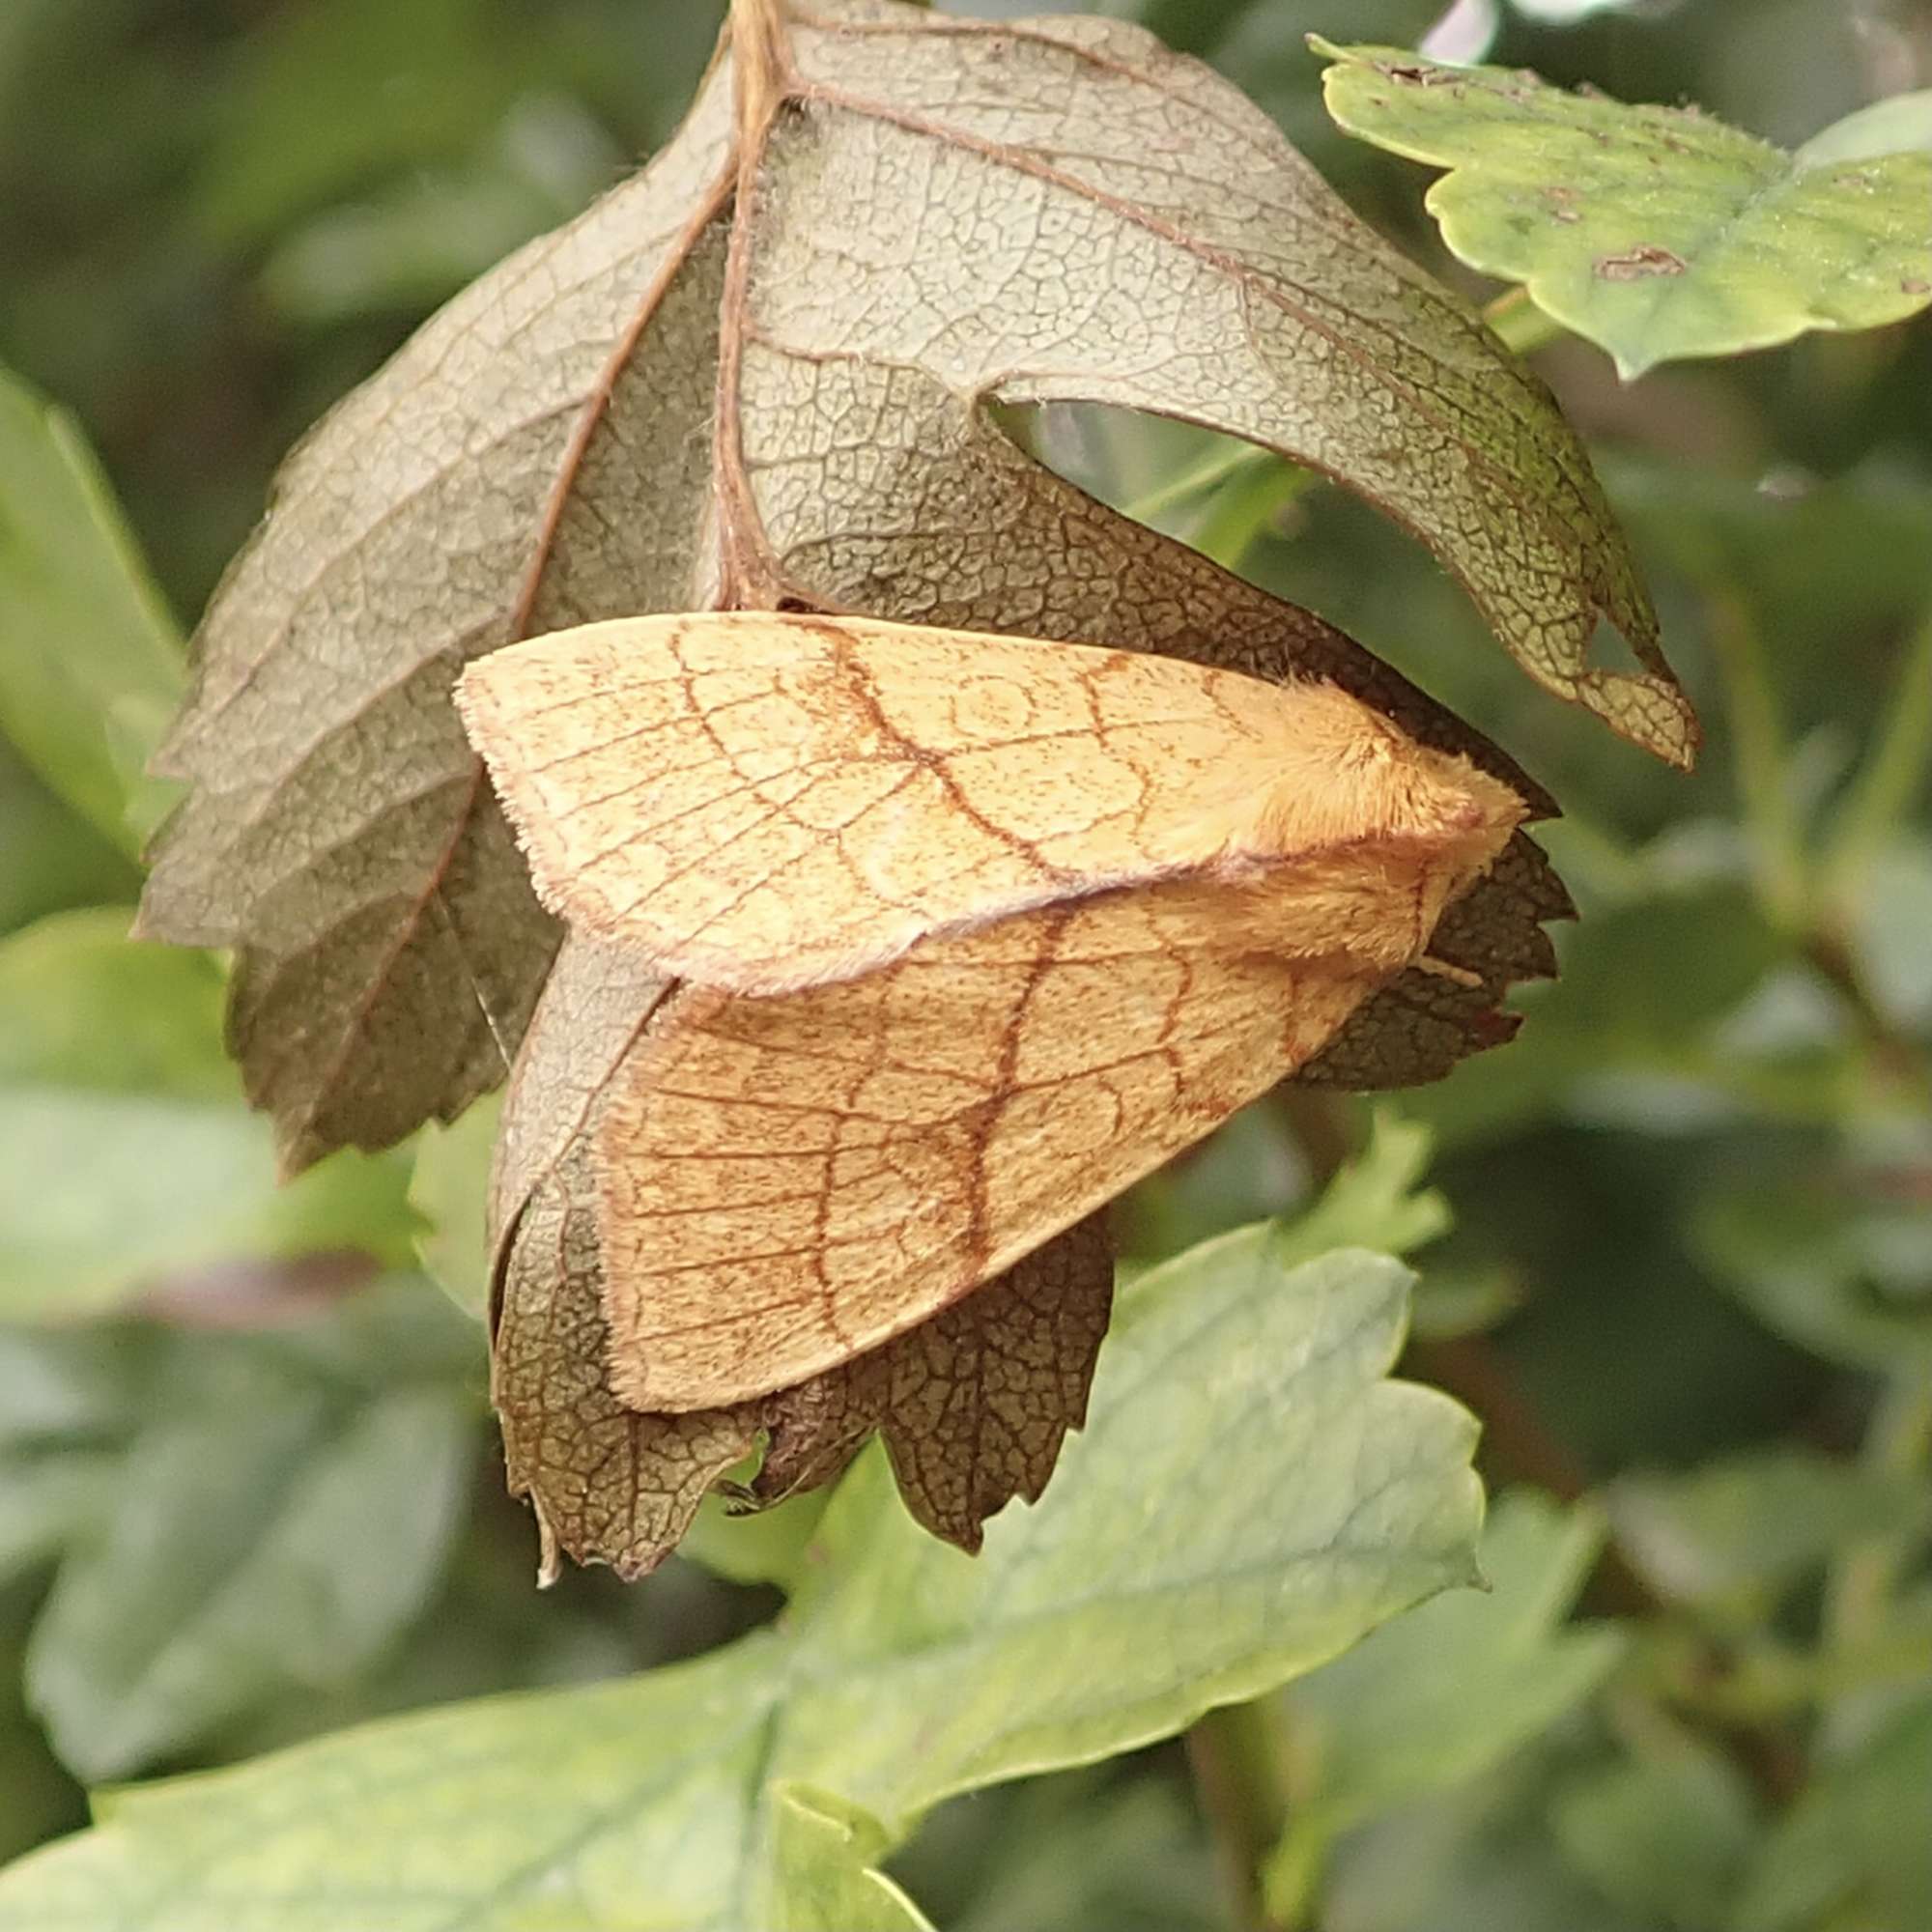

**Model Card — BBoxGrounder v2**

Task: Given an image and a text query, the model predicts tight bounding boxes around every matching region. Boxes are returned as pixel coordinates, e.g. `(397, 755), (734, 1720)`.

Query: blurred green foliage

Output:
(2, 0), (1930, 1926)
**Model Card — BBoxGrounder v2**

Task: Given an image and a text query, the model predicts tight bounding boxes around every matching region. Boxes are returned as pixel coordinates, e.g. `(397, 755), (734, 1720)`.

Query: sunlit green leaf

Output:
(771, 1786), (934, 1932)
(0, 1236), (1481, 1927)
(1316, 42), (1932, 378)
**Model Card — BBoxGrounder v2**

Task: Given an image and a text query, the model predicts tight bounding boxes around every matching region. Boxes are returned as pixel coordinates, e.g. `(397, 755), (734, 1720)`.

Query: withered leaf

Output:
(490, 932), (1113, 1577)
(138, 0), (1671, 1171)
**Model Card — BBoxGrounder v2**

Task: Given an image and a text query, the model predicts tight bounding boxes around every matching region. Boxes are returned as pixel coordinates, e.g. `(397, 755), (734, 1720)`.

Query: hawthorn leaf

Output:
(1316, 41), (1932, 380)
(138, 0), (1666, 1173)
(0, 1232), (1481, 1929)
(0, 366), (184, 856)
(681, 1485), (830, 1591)
(1267, 1108), (1449, 1268)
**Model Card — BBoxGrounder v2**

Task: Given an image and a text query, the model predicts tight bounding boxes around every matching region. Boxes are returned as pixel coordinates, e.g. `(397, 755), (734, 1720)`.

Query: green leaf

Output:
(0, 1090), (417, 1320)
(0, 911), (226, 1097)
(26, 1293), (476, 1780)
(1409, 881), (1787, 1149)
(1609, 1447), (1927, 1609)
(910, 1772), (1222, 1932)
(1319, 1744), (1658, 1932)
(1315, 42), (1932, 379)
(193, 0), (541, 248)
(1553, 1737), (1760, 1930)
(1264, 1492), (1627, 1918)
(1693, 1156), (1932, 1372)
(0, 1236), (1482, 1927)
(0, 739), (139, 934)
(0, 1456), (114, 1587)
(1737, 1693), (1932, 1932)
(1122, 1104), (1445, 1273)
(0, 1325), (142, 1451)
(1268, 1110), (1450, 1269)
(0, 911), (418, 1320)
(681, 1484), (830, 1594)
(770, 1786), (934, 1932)
(0, 365), (184, 854)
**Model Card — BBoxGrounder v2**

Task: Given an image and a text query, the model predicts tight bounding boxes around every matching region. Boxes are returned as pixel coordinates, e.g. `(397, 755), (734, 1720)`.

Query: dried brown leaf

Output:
(138, 0), (1670, 1171)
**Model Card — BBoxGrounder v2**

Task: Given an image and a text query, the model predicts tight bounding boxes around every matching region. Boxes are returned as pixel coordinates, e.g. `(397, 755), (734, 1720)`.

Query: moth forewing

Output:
(593, 877), (1388, 1413)
(456, 611), (1524, 999)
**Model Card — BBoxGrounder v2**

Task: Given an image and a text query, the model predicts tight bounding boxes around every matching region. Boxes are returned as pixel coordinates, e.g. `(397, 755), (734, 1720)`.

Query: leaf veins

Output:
(138, 0), (1681, 1172)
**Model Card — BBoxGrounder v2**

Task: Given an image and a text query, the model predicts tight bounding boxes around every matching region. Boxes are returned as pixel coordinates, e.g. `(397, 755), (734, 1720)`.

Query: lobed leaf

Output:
(1316, 41), (1932, 380)
(0, 1227), (1481, 1928)
(138, 0), (1662, 1174)
(769, 1786), (935, 1932)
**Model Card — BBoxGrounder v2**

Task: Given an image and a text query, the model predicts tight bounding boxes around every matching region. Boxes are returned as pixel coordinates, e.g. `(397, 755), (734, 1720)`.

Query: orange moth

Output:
(457, 613), (1526, 1411)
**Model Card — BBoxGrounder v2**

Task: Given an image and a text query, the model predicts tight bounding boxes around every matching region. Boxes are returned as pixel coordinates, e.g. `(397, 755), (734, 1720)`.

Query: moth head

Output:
(1247, 680), (1526, 877)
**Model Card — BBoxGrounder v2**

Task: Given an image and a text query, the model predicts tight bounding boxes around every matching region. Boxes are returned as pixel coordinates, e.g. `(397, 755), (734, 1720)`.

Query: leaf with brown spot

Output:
(1317, 38), (1932, 382)
(137, 0), (1677, 1173)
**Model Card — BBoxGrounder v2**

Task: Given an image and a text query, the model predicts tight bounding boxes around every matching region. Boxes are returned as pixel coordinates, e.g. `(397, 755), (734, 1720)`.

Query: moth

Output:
(457, 613), (1526, 1412)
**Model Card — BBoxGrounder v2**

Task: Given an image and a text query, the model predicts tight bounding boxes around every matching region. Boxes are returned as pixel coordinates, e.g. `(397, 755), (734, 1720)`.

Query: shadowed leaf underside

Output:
(138, 0), (1671, 1173)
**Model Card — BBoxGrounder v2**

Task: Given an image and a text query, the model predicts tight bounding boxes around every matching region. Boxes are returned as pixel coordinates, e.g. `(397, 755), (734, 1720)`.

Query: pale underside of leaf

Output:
(138, 0), (1658, 1172)
(1317, 41), (1932, 380)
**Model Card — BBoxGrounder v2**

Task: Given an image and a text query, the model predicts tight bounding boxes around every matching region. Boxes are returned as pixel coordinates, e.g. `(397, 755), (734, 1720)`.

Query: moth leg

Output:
(1415, 954), (1485, 990)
